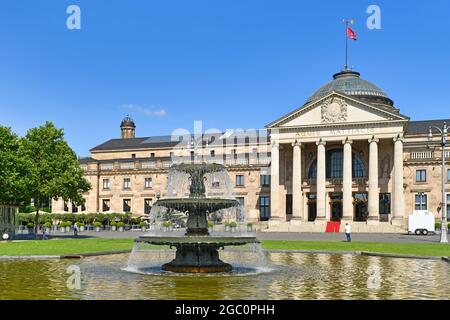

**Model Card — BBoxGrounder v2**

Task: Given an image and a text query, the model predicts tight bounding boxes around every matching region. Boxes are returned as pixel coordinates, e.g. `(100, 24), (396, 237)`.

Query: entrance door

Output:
(307, 193), (317, 222)
(354, 193), (368, 221)
(330, 193), (343, 222)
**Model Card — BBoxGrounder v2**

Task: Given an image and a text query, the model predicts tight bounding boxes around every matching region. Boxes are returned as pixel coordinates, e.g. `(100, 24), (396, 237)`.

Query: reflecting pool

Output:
(0, 252), (449, 300)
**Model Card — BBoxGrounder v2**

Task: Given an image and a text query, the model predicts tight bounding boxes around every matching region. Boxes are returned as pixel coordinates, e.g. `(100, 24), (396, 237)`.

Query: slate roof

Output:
(90, 131), (270, 152)
(405, 119), (450, 136)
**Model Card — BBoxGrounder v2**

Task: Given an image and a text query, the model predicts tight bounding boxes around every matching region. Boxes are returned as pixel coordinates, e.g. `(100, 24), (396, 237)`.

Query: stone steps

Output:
(261, 221), (405, 233)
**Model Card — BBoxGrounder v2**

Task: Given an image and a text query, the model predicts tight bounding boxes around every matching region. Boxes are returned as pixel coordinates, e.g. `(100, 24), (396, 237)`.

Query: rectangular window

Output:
(81, 203), (86, 212)
(415, 193), (427, 210)
(416, 169), (427, 182)
(123, 178), (131, 189)
(150, 153), (155, 158)
(102, 199), (110, 212)
(144, 198), (152, 214)
(71, 202), (78, 213)
(210, 150), (215, 157)
(260, 174), (270, 187)
(447, 194), (450, 219)
(131, 154), (136, 158)
(103, 178), (110, 190)
(123, 199), (131, 212)
(145, 177), (153, 189)
(63, 201), (69, 212)
(236, 197), (245, 207)
(379, 193), (391, 215)
(259, 196), (270, 221)
(448, 169), (450, 182)
(235, 175), (244, 187)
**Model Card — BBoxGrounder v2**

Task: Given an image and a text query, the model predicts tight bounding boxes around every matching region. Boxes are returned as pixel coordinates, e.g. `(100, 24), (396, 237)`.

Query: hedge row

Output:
(16, 212), (136, 226)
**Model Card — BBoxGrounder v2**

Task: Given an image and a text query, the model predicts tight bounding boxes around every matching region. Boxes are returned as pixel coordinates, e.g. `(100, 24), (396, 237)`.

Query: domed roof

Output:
(307, 70), (394, 107)
(120, 115), (135, 128)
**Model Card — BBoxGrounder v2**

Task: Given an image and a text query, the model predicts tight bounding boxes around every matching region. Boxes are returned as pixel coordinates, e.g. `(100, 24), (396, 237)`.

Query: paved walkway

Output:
(16, 230), (444, 244)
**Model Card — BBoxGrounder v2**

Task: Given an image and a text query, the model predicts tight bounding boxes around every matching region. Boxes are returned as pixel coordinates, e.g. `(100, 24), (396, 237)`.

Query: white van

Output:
(408, 210), (436, 235)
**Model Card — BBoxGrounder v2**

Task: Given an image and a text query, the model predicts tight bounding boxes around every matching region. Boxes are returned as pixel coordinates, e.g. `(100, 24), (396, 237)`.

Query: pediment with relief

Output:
(267, 92), (408, 129)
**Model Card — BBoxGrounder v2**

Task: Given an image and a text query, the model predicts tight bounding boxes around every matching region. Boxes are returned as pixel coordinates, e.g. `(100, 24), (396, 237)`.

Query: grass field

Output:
(1, 238), (449, 257)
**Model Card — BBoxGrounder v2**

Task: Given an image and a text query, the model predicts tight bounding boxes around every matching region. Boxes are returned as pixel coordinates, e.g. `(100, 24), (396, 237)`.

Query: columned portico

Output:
(316, 140), (327, 221)
(392, 136), (405, 225)
(270, 141), (280, 221)
(342, 139), (353, 221)
(368, 137), (379, 222)
(291, 141), (303, 223)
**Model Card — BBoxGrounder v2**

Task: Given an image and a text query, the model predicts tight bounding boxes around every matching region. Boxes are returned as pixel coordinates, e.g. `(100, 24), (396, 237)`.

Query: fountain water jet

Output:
(136, 163), (260, 273)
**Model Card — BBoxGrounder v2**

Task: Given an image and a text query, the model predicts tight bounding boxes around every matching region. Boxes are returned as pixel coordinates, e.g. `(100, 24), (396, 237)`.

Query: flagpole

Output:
(343, 19), (354, 70)
(345, 19), (349, 70)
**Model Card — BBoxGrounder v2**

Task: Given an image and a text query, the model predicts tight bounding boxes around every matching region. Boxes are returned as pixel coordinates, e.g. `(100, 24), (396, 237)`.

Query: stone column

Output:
(342, 139), (353, 221)
(368, 137), (380, 223)
(392, 136), (405, 226)
(270, 141), (280, 221)
(316, 140), (326, 221)
(291, 141), (303, 223)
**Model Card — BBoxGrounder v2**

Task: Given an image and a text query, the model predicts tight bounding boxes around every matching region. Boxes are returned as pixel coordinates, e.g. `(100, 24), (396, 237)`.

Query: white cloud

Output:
(122, 104), (167, 117)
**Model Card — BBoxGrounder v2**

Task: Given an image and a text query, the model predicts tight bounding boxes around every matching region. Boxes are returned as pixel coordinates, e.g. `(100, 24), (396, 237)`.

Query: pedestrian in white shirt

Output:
(344, 223), (351, 242)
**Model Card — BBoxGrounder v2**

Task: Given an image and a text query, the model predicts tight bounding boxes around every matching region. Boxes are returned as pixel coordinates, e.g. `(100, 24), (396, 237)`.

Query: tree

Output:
(0, 126), (27, 205)
(20, 122), (91, 237)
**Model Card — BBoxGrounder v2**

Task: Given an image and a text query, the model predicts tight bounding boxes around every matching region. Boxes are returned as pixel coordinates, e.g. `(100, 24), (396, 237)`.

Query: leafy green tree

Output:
(20, 122), (91, 237)
(0, 126), (27, 205)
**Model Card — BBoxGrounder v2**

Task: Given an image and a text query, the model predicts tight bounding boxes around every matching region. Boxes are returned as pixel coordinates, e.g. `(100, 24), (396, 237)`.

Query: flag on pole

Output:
(347, 27), (357, 40)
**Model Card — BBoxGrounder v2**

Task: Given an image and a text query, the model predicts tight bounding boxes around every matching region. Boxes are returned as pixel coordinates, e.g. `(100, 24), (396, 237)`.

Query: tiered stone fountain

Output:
(136, 163), (259, 273)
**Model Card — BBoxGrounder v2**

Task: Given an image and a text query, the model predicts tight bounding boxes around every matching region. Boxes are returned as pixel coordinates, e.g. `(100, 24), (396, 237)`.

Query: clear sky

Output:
(0, 0), (449, 156)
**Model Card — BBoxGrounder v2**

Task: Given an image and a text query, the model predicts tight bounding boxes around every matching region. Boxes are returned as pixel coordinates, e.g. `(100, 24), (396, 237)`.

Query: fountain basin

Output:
(137, 235), (259, 273)
(155, 198), (239, 213)
(137, 235), (259, 246)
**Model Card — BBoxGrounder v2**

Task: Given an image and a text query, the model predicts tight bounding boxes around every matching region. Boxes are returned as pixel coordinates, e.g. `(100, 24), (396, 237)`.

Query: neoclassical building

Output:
(53, 69), (450, 232)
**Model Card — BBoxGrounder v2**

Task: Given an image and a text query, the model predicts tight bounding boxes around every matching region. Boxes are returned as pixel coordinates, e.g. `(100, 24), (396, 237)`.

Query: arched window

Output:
(308, 149), (367, 179)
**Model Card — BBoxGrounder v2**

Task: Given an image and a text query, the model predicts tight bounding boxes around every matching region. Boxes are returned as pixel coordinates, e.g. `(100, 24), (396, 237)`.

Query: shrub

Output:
(76, 222), (85, 227)
(117, 222), (125, 227)
(93, 222), (102, 228)
(139, 221), (147, 227)
(110, 221), (118, 227)
(27, 222), (34, 229)
(228, 221), (237, 228)
(162, 221), (173, 228)
(208, 221), (214, 228)
(44, 222), (52, 228)
(435, 223), (442, 230)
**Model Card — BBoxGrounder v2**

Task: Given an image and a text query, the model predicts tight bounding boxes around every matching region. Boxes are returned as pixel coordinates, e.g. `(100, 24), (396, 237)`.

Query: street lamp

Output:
(428, 122), (448, 243)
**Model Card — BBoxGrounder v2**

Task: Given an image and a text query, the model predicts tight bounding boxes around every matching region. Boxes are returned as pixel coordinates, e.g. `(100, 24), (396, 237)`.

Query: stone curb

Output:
(265, 249), (362, 255)
(60, 250), (132, 259)
(0, 250), (447, 262)
(0, 255), (61, 260)
(360, 251), (441, 260)
(264, 249), (444, 261)
(0, 250), (132, 260)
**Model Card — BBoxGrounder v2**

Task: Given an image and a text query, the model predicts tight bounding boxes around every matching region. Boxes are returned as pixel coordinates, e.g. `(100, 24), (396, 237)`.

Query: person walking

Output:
(42, 226), (47, 240)
(344, 223), (351, 242)
(73, 223), (78, 237)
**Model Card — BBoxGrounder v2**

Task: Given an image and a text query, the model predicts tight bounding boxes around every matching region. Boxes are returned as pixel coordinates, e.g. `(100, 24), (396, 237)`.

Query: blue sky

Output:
(0, 0), (449, 156)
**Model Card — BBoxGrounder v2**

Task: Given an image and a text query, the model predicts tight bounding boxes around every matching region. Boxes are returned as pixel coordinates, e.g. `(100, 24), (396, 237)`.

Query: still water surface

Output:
(0, 252), (449, 300)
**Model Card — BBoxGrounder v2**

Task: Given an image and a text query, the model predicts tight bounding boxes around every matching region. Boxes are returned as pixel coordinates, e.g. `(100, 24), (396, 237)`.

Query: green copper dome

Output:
(307, 70), (394, 107)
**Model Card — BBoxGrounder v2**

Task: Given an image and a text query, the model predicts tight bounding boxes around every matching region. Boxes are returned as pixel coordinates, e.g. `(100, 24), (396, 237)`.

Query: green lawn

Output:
(0, 238), (449, 257)
(0, 238), (134, 256)
(261, 240), (450, 257)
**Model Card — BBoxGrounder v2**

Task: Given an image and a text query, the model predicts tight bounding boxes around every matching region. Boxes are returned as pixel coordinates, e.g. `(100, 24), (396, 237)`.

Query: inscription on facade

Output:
(296, 127), (376, 137)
